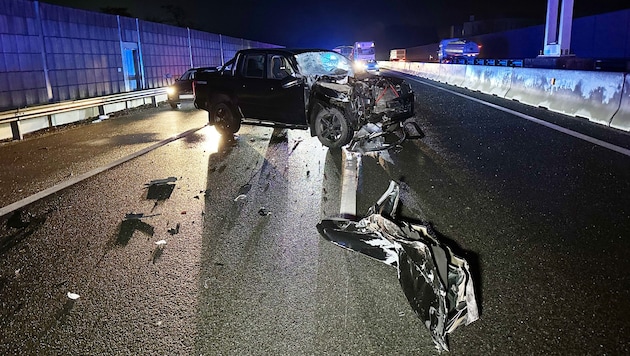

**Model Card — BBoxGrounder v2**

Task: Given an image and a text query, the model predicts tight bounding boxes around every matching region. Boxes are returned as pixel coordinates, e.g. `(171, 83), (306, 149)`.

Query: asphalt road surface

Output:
(0, 72), (629, 355)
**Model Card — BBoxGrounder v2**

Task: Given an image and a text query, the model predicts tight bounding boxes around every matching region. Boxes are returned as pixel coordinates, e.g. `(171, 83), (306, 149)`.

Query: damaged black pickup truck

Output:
(193, 48), (417, 149)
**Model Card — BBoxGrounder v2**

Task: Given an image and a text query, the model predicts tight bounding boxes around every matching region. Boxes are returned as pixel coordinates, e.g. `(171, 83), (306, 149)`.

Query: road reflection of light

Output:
(201, 125), (222, 154)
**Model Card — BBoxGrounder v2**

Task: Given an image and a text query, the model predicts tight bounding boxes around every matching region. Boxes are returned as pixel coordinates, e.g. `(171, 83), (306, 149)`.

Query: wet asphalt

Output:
(0, 74), (629, 355)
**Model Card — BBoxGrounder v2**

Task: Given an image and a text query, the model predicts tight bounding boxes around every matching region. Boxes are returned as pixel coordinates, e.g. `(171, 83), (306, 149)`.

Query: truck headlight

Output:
(166, 87), (176, 96)
(353, 61), (367, 72)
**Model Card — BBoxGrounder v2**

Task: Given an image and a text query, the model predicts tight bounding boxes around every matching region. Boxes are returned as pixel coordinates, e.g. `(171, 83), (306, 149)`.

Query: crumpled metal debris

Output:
(348, 120), (425, 153)
(316, 181), (478, 352)
(258, 207), (271, 216)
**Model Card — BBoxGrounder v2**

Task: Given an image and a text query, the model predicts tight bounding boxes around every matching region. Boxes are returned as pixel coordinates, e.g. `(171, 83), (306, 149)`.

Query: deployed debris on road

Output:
(117, 214), (155, 246)
(316, 181), (478, 352)
(145, 177), (177, 201)
(152, 240), (167, 263)
(167, 223), (180, 235)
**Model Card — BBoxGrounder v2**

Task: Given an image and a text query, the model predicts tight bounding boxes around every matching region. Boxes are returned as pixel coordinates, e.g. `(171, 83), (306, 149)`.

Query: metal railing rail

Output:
(0, 88), (167, 141)
(0, 88), (167, 124)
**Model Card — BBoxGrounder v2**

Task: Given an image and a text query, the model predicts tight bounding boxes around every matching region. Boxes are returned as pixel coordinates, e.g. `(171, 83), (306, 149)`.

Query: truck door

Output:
(236, 53), (306, 125)
(237, 53), (269, 118)
(265, 54), (306, 125)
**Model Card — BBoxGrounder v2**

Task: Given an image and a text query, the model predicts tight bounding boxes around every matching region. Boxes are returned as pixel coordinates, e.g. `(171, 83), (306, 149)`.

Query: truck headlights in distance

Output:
(353, 60), (367, 72)
(166, 86), (176, 96)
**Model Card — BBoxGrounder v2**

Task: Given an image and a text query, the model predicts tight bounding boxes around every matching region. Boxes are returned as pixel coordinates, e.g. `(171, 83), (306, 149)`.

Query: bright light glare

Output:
(353, 61), (367, 72)
(166, 87), (175, 95)
(202, 125), (222, 154)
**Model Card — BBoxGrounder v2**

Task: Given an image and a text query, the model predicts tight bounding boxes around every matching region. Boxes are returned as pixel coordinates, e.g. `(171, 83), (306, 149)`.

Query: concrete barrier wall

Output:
(51, 107), (100, 126)
(103, 102), (128, 115)
(506, 69), (624, 125)
(17, 116), (49, 136)
(380, 61), (628, 132)
(463, 66), (513, 97)
(440, 64), (467, 86)
(610, 74), (630, 131)
(0, 123), (12, 140)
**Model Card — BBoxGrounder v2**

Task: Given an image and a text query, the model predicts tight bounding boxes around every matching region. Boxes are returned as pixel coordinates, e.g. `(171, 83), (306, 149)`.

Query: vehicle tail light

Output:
(192, 81), (196, 97)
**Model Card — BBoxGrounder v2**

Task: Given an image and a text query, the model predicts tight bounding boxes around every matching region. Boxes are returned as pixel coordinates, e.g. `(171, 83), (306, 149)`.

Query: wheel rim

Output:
(318, 112), (343, 143)
(216, 105), (232, 124)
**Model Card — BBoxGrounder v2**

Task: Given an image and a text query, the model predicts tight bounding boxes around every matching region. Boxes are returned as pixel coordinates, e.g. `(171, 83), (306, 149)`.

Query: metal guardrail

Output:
(0, 88), (167, 140)
(0, 88), (167, 123)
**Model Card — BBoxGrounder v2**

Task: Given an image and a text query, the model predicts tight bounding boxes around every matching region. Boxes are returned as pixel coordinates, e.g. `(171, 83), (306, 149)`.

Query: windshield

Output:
(295, 51), (354, 77)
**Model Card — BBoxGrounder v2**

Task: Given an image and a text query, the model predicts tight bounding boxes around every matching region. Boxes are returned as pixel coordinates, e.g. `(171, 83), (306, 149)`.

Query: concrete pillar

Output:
(542, 0), (574, 56)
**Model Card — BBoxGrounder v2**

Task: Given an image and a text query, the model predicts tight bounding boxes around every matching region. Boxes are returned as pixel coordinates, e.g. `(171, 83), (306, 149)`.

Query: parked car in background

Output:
(167, 67), (218, 108)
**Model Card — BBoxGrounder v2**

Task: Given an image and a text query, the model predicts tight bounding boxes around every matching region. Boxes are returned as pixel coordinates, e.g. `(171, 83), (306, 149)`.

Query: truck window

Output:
(268, 55), (294, 80)
(221, 58), (236, 76)
(242, 54), (265, 79)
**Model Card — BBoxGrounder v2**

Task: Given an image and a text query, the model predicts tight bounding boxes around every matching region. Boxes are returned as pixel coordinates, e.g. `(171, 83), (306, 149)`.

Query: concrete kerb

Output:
(610, 73), (630, 131)
(505, 68), (625, 126)
(463, 66), (513, 97)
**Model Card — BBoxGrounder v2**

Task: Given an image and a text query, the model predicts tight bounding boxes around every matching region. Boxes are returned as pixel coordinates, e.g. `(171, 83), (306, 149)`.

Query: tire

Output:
(314, 107), (352, 148)
(210, 102), (241, 134)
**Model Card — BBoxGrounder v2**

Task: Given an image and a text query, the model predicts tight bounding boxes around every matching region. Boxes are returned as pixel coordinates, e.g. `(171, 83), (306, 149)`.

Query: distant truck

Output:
(333, 45), (354, 60)
(354, 41), (375, 62)
(390, 49), (406, 61)
(438, 38), (480, 63)
(354, 41), (378, 72)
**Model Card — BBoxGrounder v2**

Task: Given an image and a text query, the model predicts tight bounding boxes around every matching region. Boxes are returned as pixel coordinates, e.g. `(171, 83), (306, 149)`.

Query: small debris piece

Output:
(234, 194), (247, 202)
(290, 137), (303, 153)
(155, 240), (167, 246)
(67, 292), (80, 300)
(167, 223), (180, 235)
(238, 183), (252, 195)
(145, 177), (177, 187)
(258, 207), (271, 216)
(125, 213), (144, 220)
(124, 213), (160, 220)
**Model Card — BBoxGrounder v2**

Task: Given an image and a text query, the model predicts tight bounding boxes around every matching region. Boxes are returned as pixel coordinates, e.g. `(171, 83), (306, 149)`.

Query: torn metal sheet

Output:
(316, 181), (478, 352)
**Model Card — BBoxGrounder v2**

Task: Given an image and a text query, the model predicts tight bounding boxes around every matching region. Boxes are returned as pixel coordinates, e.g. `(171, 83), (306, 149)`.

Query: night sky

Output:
(41, 0), (629, 59)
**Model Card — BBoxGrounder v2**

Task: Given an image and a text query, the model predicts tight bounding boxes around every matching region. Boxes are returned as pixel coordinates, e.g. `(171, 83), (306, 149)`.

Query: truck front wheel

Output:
(314, 107), (352, 148)
(210, 102), (241, 135)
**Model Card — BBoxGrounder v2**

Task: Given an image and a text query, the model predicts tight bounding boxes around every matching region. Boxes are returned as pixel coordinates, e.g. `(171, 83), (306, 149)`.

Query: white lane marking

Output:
(412, 78), (630, 158)
(0, 126), (205, 218)
(339, 147), (359, 217)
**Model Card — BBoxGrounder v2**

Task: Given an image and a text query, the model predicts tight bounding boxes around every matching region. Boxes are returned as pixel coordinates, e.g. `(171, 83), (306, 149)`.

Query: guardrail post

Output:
(11, 121), (22, 141)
